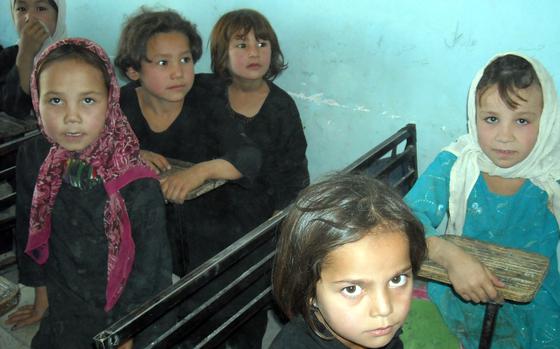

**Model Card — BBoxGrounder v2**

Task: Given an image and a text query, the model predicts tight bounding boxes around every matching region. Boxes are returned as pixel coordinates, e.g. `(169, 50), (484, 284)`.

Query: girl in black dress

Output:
(8, 38), (172, 348)
(272, 174), (427, 349)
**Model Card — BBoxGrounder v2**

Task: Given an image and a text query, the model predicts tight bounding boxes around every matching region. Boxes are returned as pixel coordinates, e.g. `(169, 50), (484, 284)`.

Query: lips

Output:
(246, 63), (262, 69)
(167, 84), (186, 90)
(65, 131), (83, 137)
(493, 149), (517, 157)
(366, 325), (394, 337)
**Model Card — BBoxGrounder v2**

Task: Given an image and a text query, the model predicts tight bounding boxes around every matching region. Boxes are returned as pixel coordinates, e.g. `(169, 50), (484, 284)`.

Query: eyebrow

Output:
(331, 266), (413, 285)
(42, 90), (105, 96)
(478, 109), (539, 117)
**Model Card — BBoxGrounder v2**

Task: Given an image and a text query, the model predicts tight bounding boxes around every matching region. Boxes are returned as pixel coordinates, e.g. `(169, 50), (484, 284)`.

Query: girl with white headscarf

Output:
(0, 0), (66, 118)
(405, 52), (560, 349)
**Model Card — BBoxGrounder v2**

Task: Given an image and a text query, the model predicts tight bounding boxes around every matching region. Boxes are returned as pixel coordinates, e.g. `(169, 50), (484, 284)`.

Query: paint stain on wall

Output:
(288, 91), (371, 112)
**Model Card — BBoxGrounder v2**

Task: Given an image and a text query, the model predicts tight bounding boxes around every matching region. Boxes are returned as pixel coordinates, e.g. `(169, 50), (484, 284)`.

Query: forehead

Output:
(146, 31), (191, 54)
(321, 230), (410, 279)
(40, 58), (105, 84)
(478, 83), (543, 111)
(230, 24), (271, 40)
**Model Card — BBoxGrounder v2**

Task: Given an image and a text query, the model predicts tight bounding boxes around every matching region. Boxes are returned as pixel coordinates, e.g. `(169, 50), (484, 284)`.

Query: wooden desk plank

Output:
(418, 235), (549, 303)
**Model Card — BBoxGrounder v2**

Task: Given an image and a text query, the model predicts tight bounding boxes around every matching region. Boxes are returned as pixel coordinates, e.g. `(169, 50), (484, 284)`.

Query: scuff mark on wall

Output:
(444, 22), (476, 49)
(380, 111), (403, 119)
(288, 91), (371, 112)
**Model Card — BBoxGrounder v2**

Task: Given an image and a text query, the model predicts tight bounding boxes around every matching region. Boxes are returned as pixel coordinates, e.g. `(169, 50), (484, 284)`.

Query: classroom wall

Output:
(3, 0), (559, 179)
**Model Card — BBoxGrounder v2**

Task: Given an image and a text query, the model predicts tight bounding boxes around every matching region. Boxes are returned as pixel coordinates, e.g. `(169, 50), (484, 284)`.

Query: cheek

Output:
(392, 289), (413, 321)
(14, 16), (26, 35)
(263, 48), (272, 64)
(39, 111), (56, 138)
(143, 72), (166, 91)
(228, 52), (244, 68)
(90, 108), (108, 134)
(526, 128), (539, 149)
(43, 13), (57, 34)
(476, 125), (491, 146)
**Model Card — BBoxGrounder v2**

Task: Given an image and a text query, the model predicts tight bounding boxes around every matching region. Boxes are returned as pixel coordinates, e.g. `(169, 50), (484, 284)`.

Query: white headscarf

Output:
(11, 0), (67, 55)
(443, 52), (560, 271)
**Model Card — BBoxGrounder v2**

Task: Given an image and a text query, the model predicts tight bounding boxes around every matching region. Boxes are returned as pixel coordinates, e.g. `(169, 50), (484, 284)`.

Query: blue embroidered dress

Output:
(405, 151), (560, 349)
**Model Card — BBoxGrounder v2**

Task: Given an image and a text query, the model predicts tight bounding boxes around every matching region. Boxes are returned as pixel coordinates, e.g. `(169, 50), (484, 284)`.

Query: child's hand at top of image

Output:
(140, 149), (171, 174)
(18, 17), (50, 60)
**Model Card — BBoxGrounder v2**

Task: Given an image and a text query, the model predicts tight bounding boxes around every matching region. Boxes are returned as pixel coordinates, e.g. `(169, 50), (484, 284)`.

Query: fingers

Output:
(19, 18), (49, 55)
(5, 305), (43, 329)
(144, 161), (161, 174)
(23, 18), (49, 40)
(5, 305), (34, 324)
(160, 179), (187, 204)
(486, 270), (505, 303)
(140, 151), (170, 174)
(454, 271), (504, 304)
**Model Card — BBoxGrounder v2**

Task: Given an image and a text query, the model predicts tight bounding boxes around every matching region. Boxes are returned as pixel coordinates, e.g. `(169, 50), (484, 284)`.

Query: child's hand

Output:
(160, 166), (206, 204)
(446, 249), (505, 304)
(19, 17), (50, 59)
(5, 286), (48, 329)
(140, 150), (171, 174)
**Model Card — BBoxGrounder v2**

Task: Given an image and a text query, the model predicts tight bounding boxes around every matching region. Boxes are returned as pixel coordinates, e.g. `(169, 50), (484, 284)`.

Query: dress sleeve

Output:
(404, 151), (456, 237)
(268, 96), (310, 211)
(196, 82), (262, 182)
(0, 46), (33, 118)
(110, 178), (173, 345)
(15, 137), (49, 286)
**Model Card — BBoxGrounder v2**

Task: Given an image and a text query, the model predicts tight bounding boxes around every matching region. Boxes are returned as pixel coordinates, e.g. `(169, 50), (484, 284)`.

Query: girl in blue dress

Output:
(405, 52), (560, 348)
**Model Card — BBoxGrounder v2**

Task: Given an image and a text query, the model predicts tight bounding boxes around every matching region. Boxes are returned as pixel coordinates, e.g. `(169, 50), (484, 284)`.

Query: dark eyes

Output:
(389, 274), (408, 288)
(341, 285), (363, 298)
(48, 97), (61, 105)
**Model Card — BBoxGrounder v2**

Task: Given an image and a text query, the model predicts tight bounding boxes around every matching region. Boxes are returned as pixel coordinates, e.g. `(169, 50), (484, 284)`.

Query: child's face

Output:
(13, 0), (57, 37)
(476, 83), (543, 168)
(39, 59), (108, 152)
(227, 29), (271, 83)
(126, 31), (194, 103)
(314, 230), (412, 349)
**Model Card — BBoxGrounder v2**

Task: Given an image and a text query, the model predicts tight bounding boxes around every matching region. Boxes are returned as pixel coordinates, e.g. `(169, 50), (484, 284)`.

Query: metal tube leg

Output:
(478, 302), (501, 349)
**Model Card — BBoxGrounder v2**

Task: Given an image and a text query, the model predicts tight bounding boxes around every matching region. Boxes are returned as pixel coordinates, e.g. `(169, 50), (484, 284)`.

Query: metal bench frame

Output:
(92, 123), (419, 349)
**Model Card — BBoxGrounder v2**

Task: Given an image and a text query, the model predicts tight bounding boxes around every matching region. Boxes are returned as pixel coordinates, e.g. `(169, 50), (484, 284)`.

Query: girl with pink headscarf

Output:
(7, 38), (172, 348)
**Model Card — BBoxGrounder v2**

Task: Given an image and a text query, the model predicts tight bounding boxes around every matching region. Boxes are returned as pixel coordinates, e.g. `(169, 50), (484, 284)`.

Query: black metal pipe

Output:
(478, 302), (501, 349)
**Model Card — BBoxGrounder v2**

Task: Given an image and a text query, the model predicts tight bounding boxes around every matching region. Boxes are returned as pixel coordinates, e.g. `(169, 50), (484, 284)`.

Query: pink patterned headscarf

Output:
(26, 38), (157, 311)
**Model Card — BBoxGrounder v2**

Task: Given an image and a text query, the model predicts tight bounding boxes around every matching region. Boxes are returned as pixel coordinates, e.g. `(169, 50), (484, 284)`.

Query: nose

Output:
(495, 122), (514, 143)
(63, 103), (81, 124)
(24, 13), (31, 22)
(368, 288), (392, 317)
(248, 43), (259, 57)
(170, 62), (184, 80)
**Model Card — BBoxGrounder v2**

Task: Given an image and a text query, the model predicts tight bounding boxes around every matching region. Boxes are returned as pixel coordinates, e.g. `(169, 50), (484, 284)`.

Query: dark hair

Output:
(210, 9), (287, 81)
(114, 7), (202, 80)
(48, 0), (58, 13)
(476, 54), (541, 109)
(37, 43), (110, 93)
(272, 173), (426, 336)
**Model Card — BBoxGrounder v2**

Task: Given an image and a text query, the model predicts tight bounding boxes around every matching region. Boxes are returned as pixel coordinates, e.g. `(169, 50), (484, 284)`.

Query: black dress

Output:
(0, 45), (33, 118)
(197, 73), (310, 213)
(15, 136), (173, 348)
(120, 79), (264, 275)
(270, 315), (404, 349)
